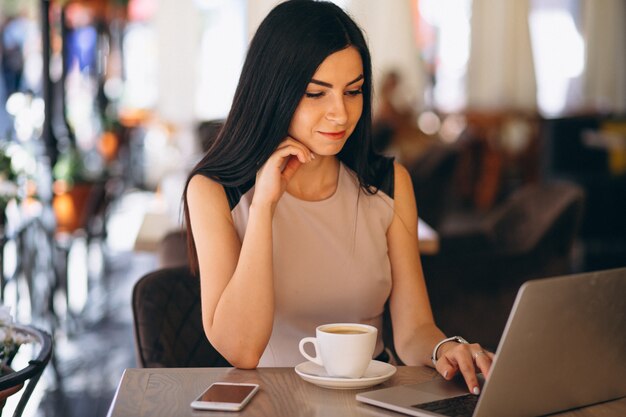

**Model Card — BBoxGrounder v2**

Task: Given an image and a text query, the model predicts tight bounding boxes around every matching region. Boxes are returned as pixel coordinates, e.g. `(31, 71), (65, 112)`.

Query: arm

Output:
(386, 162), (493, 393)
(187, 139), (314, 369)
(386, 162), (443, 366)
(187, 175), (273, 368)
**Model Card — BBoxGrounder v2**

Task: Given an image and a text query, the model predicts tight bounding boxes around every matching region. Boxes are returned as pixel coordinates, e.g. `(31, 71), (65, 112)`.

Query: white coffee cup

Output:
(298, 323), (377, 379)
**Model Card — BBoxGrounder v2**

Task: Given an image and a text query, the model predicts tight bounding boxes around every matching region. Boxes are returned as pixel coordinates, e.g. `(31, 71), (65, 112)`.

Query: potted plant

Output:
(0, 142), (24, 227)
(52, 145), (102, 233)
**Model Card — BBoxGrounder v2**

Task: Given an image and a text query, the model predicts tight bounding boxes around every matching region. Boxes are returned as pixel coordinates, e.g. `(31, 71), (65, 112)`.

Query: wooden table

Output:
(107, 367), (626, 417)
(417, 218), (439, 255)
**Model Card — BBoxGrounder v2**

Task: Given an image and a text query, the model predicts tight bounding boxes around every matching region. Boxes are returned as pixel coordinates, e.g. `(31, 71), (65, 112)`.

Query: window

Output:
(417, 0), (472, 112)
(529, 0), (584, 116)
(194, 0), (246, 120)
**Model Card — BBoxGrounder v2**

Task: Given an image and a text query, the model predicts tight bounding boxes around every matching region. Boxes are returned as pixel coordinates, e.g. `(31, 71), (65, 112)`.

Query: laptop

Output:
(357, 267), (626, 417)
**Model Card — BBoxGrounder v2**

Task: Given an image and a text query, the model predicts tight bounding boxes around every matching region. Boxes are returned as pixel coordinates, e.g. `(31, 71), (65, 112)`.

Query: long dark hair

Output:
(184, 0), (392, 273)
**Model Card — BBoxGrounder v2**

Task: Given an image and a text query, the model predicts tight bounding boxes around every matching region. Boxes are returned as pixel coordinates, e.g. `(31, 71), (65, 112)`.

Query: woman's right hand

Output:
(253, 137), (315, 209)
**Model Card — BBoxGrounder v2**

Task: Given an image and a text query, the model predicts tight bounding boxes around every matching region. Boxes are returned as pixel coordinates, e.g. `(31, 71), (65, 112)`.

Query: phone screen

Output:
(198, 383), (257, 404)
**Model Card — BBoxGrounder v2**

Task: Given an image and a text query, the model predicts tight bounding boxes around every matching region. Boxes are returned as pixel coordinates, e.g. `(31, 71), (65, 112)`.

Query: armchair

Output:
(132, 266), (230, 368)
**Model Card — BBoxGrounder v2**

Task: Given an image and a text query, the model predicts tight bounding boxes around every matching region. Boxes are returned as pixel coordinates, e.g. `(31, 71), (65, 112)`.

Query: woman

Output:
(184, 0), (492, 395)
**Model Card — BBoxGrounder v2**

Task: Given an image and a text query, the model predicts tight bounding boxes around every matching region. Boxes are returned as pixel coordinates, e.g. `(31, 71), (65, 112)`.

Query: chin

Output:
(314, 143), (346, 157)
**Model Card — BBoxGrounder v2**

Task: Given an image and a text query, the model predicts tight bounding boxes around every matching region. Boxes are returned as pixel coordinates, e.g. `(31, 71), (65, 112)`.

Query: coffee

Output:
(299, 323), (378, 378)
(323, 327), (367, 335)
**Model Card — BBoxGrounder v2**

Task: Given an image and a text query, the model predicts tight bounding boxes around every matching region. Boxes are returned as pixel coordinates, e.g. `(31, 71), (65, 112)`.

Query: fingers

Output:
(436, 343), (493, 395)
(270, 145), (310, 166)
(451, 353), (481, 395)
(253, 137), (315, 206)
(274, 138), (315, 164)
(473, 350), (494, 378)
(435, 355), (455, 380)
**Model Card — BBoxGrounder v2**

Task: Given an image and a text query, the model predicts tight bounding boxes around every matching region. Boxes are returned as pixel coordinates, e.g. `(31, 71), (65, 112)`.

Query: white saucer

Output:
(294, 360), (396, 390)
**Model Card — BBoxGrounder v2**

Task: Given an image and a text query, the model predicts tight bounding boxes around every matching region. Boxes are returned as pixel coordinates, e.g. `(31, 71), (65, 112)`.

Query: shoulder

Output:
(188, 174), (223, 198)
(372, 160), (412, 200)
(188, 174), (253, 211)
(187, 174), (230, 213)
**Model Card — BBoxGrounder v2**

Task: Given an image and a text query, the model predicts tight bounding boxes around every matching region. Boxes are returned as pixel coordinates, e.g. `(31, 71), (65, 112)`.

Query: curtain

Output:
(345, 0), (426, 111)
(467, 0), (537, 111)
(582, 0), (626, 113)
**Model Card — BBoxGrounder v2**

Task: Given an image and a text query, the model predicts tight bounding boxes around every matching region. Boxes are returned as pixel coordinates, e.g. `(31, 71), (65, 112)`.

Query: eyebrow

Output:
(309, 74), (364, 88)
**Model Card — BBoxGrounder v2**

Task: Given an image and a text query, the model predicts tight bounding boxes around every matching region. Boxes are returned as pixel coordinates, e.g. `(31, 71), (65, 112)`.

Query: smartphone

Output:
(190, 382), (260, 411)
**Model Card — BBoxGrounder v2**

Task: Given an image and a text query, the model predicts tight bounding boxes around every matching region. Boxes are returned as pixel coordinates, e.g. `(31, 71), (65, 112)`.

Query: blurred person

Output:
(373, 70), (404, 152)
(184, 0), (492, 395)
(1, 16), (26, 95)
(373, 69), (429, 162)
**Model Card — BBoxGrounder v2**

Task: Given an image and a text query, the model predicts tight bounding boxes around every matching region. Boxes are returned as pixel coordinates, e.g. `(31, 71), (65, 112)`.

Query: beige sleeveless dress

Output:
(230, 162), (394, 366)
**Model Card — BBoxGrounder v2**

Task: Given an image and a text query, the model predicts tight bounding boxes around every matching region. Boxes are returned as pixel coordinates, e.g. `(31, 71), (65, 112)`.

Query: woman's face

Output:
(288, 46), (364, 156)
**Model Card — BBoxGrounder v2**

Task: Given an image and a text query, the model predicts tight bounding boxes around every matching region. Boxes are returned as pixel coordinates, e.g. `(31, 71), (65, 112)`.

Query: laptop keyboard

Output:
(411, 394), (479, 417)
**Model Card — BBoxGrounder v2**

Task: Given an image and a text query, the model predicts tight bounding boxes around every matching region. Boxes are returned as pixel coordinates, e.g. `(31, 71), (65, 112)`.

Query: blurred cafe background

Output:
(0, 0), (624, 415)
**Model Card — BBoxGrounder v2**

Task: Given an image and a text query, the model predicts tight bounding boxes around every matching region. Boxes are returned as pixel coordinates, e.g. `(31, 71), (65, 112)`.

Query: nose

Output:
(325, 95), (348, 125)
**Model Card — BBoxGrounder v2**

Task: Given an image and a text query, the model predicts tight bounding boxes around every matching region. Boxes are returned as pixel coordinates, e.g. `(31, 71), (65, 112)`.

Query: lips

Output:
(318, 130), (347, 140)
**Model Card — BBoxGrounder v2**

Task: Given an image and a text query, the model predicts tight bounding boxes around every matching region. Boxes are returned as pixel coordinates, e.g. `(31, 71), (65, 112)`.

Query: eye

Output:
(345, 88), (363, 97)
(305, 92), (324, 99)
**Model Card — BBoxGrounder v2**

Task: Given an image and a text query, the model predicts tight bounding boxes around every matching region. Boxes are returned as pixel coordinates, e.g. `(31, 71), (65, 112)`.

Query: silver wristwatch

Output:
(431, 336), (469, 365)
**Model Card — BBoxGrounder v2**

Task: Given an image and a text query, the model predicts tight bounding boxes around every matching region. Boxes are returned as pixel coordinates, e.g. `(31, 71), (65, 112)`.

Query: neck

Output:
(286, 156), (340, 201)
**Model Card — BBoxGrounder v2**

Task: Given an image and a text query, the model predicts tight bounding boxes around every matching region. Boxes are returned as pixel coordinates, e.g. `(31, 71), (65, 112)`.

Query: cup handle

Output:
(299, 337), (323, 366)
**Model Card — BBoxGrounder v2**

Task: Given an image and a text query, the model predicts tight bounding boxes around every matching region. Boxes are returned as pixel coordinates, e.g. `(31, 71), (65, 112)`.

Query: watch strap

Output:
(431, 336), (469, 366)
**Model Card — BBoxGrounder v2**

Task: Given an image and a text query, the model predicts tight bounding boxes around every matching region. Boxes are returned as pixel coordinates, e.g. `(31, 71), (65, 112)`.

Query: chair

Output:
(406, 144), (459, 230)
(196, 119), (225, 152)
(423, 181), (585, 349)
(156, 230), (188, 268)
(132, 266), (230, 368)
(0, 325), (53, 417)
(543, 116), (626, 270)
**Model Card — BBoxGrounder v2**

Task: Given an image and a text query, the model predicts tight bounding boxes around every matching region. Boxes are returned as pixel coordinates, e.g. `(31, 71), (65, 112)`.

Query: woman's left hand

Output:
(435, 342), (494, 395)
